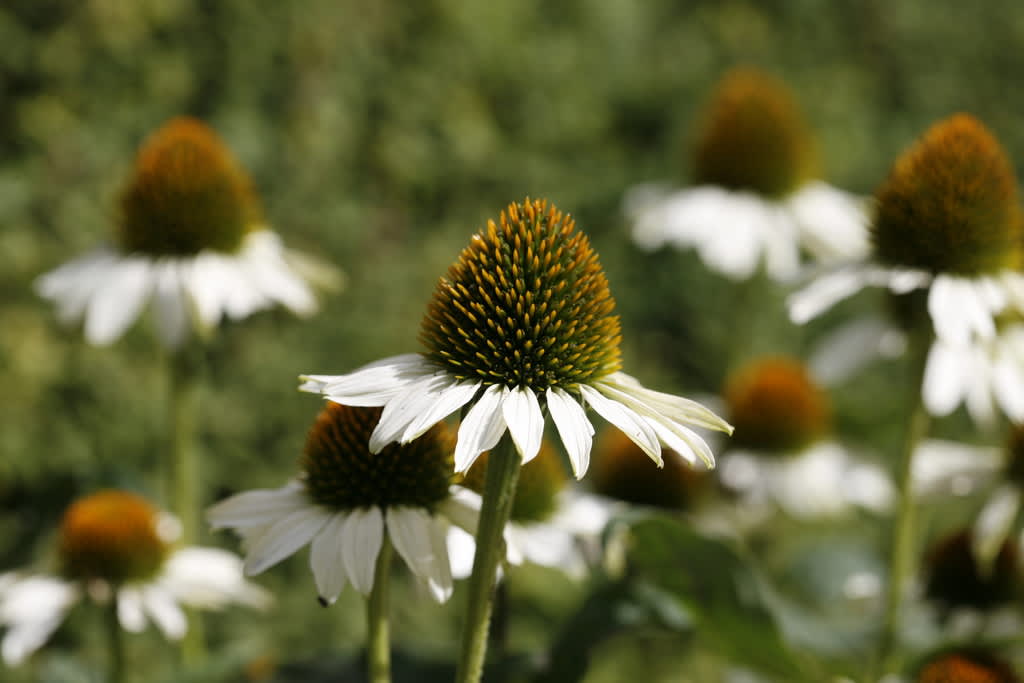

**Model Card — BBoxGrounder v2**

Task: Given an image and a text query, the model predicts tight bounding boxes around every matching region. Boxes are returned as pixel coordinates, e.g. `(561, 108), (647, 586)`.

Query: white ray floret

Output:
(208, 482), (481, 605)
(301, 357), (731, 479)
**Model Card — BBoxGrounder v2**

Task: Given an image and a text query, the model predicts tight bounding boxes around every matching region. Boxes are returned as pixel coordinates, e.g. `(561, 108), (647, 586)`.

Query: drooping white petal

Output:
(36, 247), (121, 326)
(438, 486), (482, 535)
(207, 481), (308, 530)
(162, 547), (270, 609)
(309, 513), (349, 605)
(579, 384), (662, 465)
(807, 315), (898, 387)
(973, 485), (1022, 576)
(84, 256), (154, 345)
(117, 587), (147, 632)
(546, 388), (595, 478)
(138, 585), (187, 640)
(299, 354), (432, 406)
(787, 182), (870, 263)
(788, 266), (872, 324)
(240, 231), (318, 316)
(454, 384), (507, 473)
(502, 386), (544, 463)
(922, 340), (968, 417)
(400, 379), (480, 444)
(387, 508), (452, 603)
(370, 372), (450, 452)
(341, 507), (384, 596)
(445, 526), (477, 580)
(508, 522), (582, 575)
(243, 506), (332, 576)
(0, 576), (78, 666)
(151, 260), (190, 349)
(642, 416), (714, 468)
(929, 275), (995, 344)
(597, 372), (732, 433)
(425, 517), (454, 602)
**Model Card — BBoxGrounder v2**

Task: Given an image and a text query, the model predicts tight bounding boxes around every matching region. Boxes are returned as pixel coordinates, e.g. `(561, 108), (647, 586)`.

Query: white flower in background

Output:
(448, 444), (611, 579)
(208, 403), (481, 604)
(715, 356), (893, 519)
(0, 490), (268, 667)
(36, 117), (340, 349)
(626, 68), (869, 282)
(789, 114), (1024, 425)
(301, 198), (732, 480)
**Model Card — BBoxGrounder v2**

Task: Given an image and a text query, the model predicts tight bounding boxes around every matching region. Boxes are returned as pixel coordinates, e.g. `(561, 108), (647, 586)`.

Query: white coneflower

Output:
(790, 115), (1024, 424)
(627, 68), (869, 281)
(716, 356), (893, 519)
(300, 198), (732, 478)
(0, 490), (267, 667)
(208, 403), (480, 605)
(36, 117), (339, 349)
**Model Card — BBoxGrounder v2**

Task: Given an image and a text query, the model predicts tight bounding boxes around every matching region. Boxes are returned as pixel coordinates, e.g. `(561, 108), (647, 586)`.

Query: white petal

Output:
(151, 261), (190, 349)
(788, 266), (872, 324)
(309, 513), (349, 605)
(438, 486), (482, 535)
(502, 386), (544, 463)
(206, 481), (309, 530)
(35, 247), (120, 325)
(139, 585), (187, 640)
(400, 380), (480, 444)
(370, 372), (448, 452)
(922, 340), (969, 417)
(243, 506), (332, 575)
(929, 275), (995, 344)
(642, 416), (710, 468)
(597, 372), (732, 433)
(161, 547), (270, 609)
(911, 439), (1002, 497)
(239, 231), (318, 316)
(387, 508), (452, 603)
(454, 384), (507, 473)
(807, 315), (894, 387)
(299, 354), (432, 406)
(579, 384), (662, 465)
(509, 522), (580, 574)
(973, 485), (1022, 575)
(341, 507), (384, 596)
(787, 182), (870, 262)
(445, 526), (477, 580)
(426, 517), (454, 602)
(0, 576), (77, 666)
(84, 257), (153, 345)
(117, 588), (146, 632)
(546, 388), (595, 478)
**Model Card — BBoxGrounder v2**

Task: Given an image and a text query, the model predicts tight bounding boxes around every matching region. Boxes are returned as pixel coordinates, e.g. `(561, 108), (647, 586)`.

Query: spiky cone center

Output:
(59, 490), (170, 584)
(924, 529), (1018, 610)
(461, 442), (567, 523)
(420, 198), (622, 393)
(692, 68), (817, 199)
(724, 356), (829, 454)
(591, 428), (709, 509)
(917, 651), (1020, 683)
(117, 116), (261, 256)
(302, 403), (454, 511)
(872, 114), (1022, 275)
(1004, 424), (1024, 488)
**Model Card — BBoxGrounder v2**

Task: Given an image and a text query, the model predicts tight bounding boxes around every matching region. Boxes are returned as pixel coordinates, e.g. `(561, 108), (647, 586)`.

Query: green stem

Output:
(167, 349), (205, 665)
(367, 538), (394, 683)
(877, 339), (931, 674)
(106, 593), (125, 683)
(455, 435), (521, 683)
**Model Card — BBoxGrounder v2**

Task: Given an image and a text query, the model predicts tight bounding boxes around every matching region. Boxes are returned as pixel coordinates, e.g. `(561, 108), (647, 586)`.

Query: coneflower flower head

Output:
(916, 650), (1019, 683)
(59, 490), (172, 584)
(117, 117), (260, 256)
(693, 68), (817, 199)
(420, 199), (622, 392)
(302, 403), (454, 511)
(872, 114), (1021, 276)
(461, 443), (568, 524)
(591, 428), (709, 510)
(725, 356), (830, 453)
(925, 528), (1018, 611)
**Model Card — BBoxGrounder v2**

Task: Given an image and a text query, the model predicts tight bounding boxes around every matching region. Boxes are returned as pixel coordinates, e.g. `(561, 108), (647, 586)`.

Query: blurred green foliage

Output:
(4, 0), (1024, 680)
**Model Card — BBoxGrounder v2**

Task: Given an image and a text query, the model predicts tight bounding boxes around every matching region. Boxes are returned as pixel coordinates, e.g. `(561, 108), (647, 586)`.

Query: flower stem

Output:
(367, 537), (394, 683)
(877, 338), (931, 673)
(106, 593), (125, 683)
(167, 348), (205, 665)
(455, 434), (521, 683)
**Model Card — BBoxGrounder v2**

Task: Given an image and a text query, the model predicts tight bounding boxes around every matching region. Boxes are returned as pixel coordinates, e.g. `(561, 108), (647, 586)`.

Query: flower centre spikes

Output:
(117, 117), (261, 256)
(420, 198), (622, 393)
(724, 356), (829, 453)
(302, 403), (454, 511)
(461, 442), (568, 523)
(917, 651), (1020, 683)
(591, 429), (708, 510)
(59, 490), (170, 584)
(692, 68), (816, 198)
(872, 114), (1021, 276)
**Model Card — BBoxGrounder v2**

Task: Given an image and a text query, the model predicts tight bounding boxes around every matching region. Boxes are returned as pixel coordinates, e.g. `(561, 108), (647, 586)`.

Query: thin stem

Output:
(367, 537), (394, 683)
(167, 349), (205, 665)
(877, 337), (931, 674)
(455, 435), (521, 683)
(106, 593), (125, 683)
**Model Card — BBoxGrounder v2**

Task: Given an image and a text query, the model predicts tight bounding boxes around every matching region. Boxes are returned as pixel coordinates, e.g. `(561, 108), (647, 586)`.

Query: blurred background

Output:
(4, 0), (1024, 681)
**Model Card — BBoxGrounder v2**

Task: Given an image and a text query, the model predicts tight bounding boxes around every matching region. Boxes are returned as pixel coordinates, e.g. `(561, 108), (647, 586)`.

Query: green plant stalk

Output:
(106, 593), (125, 683)
(455, 435), (521, 683)
(367, 538), (394, 683)
(877, 339), (931, 674)
(168, 349), (205, 665)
